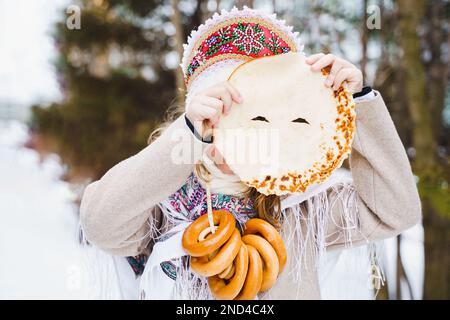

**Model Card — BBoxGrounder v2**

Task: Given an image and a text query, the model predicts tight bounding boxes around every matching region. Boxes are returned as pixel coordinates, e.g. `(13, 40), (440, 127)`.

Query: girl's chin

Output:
(215, 162), (235, 175)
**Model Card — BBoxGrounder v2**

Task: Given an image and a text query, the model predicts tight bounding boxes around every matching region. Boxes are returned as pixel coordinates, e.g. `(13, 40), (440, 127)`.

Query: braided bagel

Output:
(191, 229), (242, 277)
(208, 244), (249, 300)
(182, 210), (235, 257)
(241, 234), (279, 292)
(235, 244), (263, 300)
(244, 218), (287, 273)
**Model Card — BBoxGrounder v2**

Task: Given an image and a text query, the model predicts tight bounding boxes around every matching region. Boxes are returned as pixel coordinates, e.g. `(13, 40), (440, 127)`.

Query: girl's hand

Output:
(186, 81), (243, 137)
(306, 53), (363, 94)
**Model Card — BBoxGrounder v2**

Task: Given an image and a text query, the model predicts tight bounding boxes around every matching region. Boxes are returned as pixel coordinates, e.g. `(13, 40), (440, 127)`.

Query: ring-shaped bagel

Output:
(235, 244), (263, 300)
(241, 234), (279, 292)
(244, 218), (287, 273)
(191, 229), (241, 277)
(218, 263), (234, 279)
(182, 210), (235, 257)
(208, 244), (249, 300)
(198, 226), (217, 242)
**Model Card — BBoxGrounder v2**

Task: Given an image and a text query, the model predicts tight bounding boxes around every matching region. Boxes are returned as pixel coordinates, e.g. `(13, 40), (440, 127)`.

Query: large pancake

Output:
(213, 53), (356, 195)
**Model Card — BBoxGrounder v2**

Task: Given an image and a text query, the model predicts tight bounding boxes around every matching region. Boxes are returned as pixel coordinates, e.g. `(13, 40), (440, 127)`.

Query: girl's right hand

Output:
(186, 81), (243, 138)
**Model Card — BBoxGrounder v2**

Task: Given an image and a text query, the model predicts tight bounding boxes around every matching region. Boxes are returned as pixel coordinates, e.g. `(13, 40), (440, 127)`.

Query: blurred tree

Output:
(31, 0), (207, 180)
(235, 0), (254, 9)
(171, 0), (186, 103)
(360, 0), (368, 79)
(424, 0), (449, 149)
(291, 0), (360, 55)
(397, 0), (449, 299)
(398, 0), (436, 172)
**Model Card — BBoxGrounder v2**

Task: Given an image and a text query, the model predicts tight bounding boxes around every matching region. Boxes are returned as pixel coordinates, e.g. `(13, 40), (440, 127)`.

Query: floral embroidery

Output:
(233, 23), (265, 55)
(206, 35), (218, 46)
(217, 26), (232, 40)
(185, 21), (293, 85)
(219, 43), (232, 53)
(192, 49), (206, 66)
(126, 254), (147, 276)
(160, 261), (177, 281)
(168, 173), (255, 220)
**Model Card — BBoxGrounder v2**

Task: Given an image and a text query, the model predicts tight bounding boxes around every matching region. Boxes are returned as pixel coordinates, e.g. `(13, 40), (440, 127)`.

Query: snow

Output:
(0, 0), (69, 106)
(0, 120), (88, 299)
(0, 120), (424, 299)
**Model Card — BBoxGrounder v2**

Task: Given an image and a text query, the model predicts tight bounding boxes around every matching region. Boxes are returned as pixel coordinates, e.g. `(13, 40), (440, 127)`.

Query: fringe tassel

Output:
(369, 242), (385, 298)
(78, 226), (125, 299)
(173, 257), (214, 300)
(280, 182), (362, 285)
(158, 200), (192, 226)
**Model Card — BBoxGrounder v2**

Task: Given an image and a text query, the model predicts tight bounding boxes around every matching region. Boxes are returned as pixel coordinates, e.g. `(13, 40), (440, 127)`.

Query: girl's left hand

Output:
(306, 53), (363, 94)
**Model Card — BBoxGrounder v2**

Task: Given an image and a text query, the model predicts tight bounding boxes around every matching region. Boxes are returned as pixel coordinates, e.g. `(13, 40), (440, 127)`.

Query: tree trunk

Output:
(425, 0), (448, 144)
(374, 0), (410, 144)
(422, 200), (450, 299)
(360, 0), (369, 80)
(397, 0), (436, 173)
(398, 0), (449, 300)
(235, 0), (254, 9)
(171, 0), (186, 103)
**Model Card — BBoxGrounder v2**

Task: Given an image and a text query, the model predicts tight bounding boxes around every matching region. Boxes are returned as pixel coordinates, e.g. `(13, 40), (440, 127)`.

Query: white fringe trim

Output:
(173, 257), (214, 300)
(78, 226), (126, 299)
(280, 182), (363, 284)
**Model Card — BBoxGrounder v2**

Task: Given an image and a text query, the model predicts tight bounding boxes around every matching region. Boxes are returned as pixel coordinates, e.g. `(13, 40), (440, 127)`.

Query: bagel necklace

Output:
(182, 160), (287, 300)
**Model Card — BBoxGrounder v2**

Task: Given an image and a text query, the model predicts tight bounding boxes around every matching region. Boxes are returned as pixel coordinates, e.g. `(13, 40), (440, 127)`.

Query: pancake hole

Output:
(252, 116), (269, 122)
(292, 117), (310, 124)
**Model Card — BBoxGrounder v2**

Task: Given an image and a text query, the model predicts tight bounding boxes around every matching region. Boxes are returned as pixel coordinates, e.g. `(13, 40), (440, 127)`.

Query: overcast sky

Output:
(0, 0), (69, 106)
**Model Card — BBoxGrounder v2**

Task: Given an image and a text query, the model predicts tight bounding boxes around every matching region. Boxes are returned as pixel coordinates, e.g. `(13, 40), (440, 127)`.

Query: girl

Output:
(80, 7), (421, 299)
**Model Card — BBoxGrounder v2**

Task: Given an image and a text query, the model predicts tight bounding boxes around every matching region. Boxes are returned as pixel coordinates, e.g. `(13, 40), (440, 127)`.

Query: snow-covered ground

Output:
(0, 121), (89, 299)
(0, 120), (424, 299)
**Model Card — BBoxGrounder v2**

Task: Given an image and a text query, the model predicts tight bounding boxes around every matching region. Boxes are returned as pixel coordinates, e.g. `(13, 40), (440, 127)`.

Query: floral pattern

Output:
(126, 255), (147, 276)
(185, 21), (293, 84)
(232, 23), (265, 55)
(168, 173), (255, 220)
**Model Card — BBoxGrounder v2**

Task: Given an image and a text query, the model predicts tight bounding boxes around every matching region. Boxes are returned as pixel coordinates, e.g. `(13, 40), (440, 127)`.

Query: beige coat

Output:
(80, 93), (421, 299)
